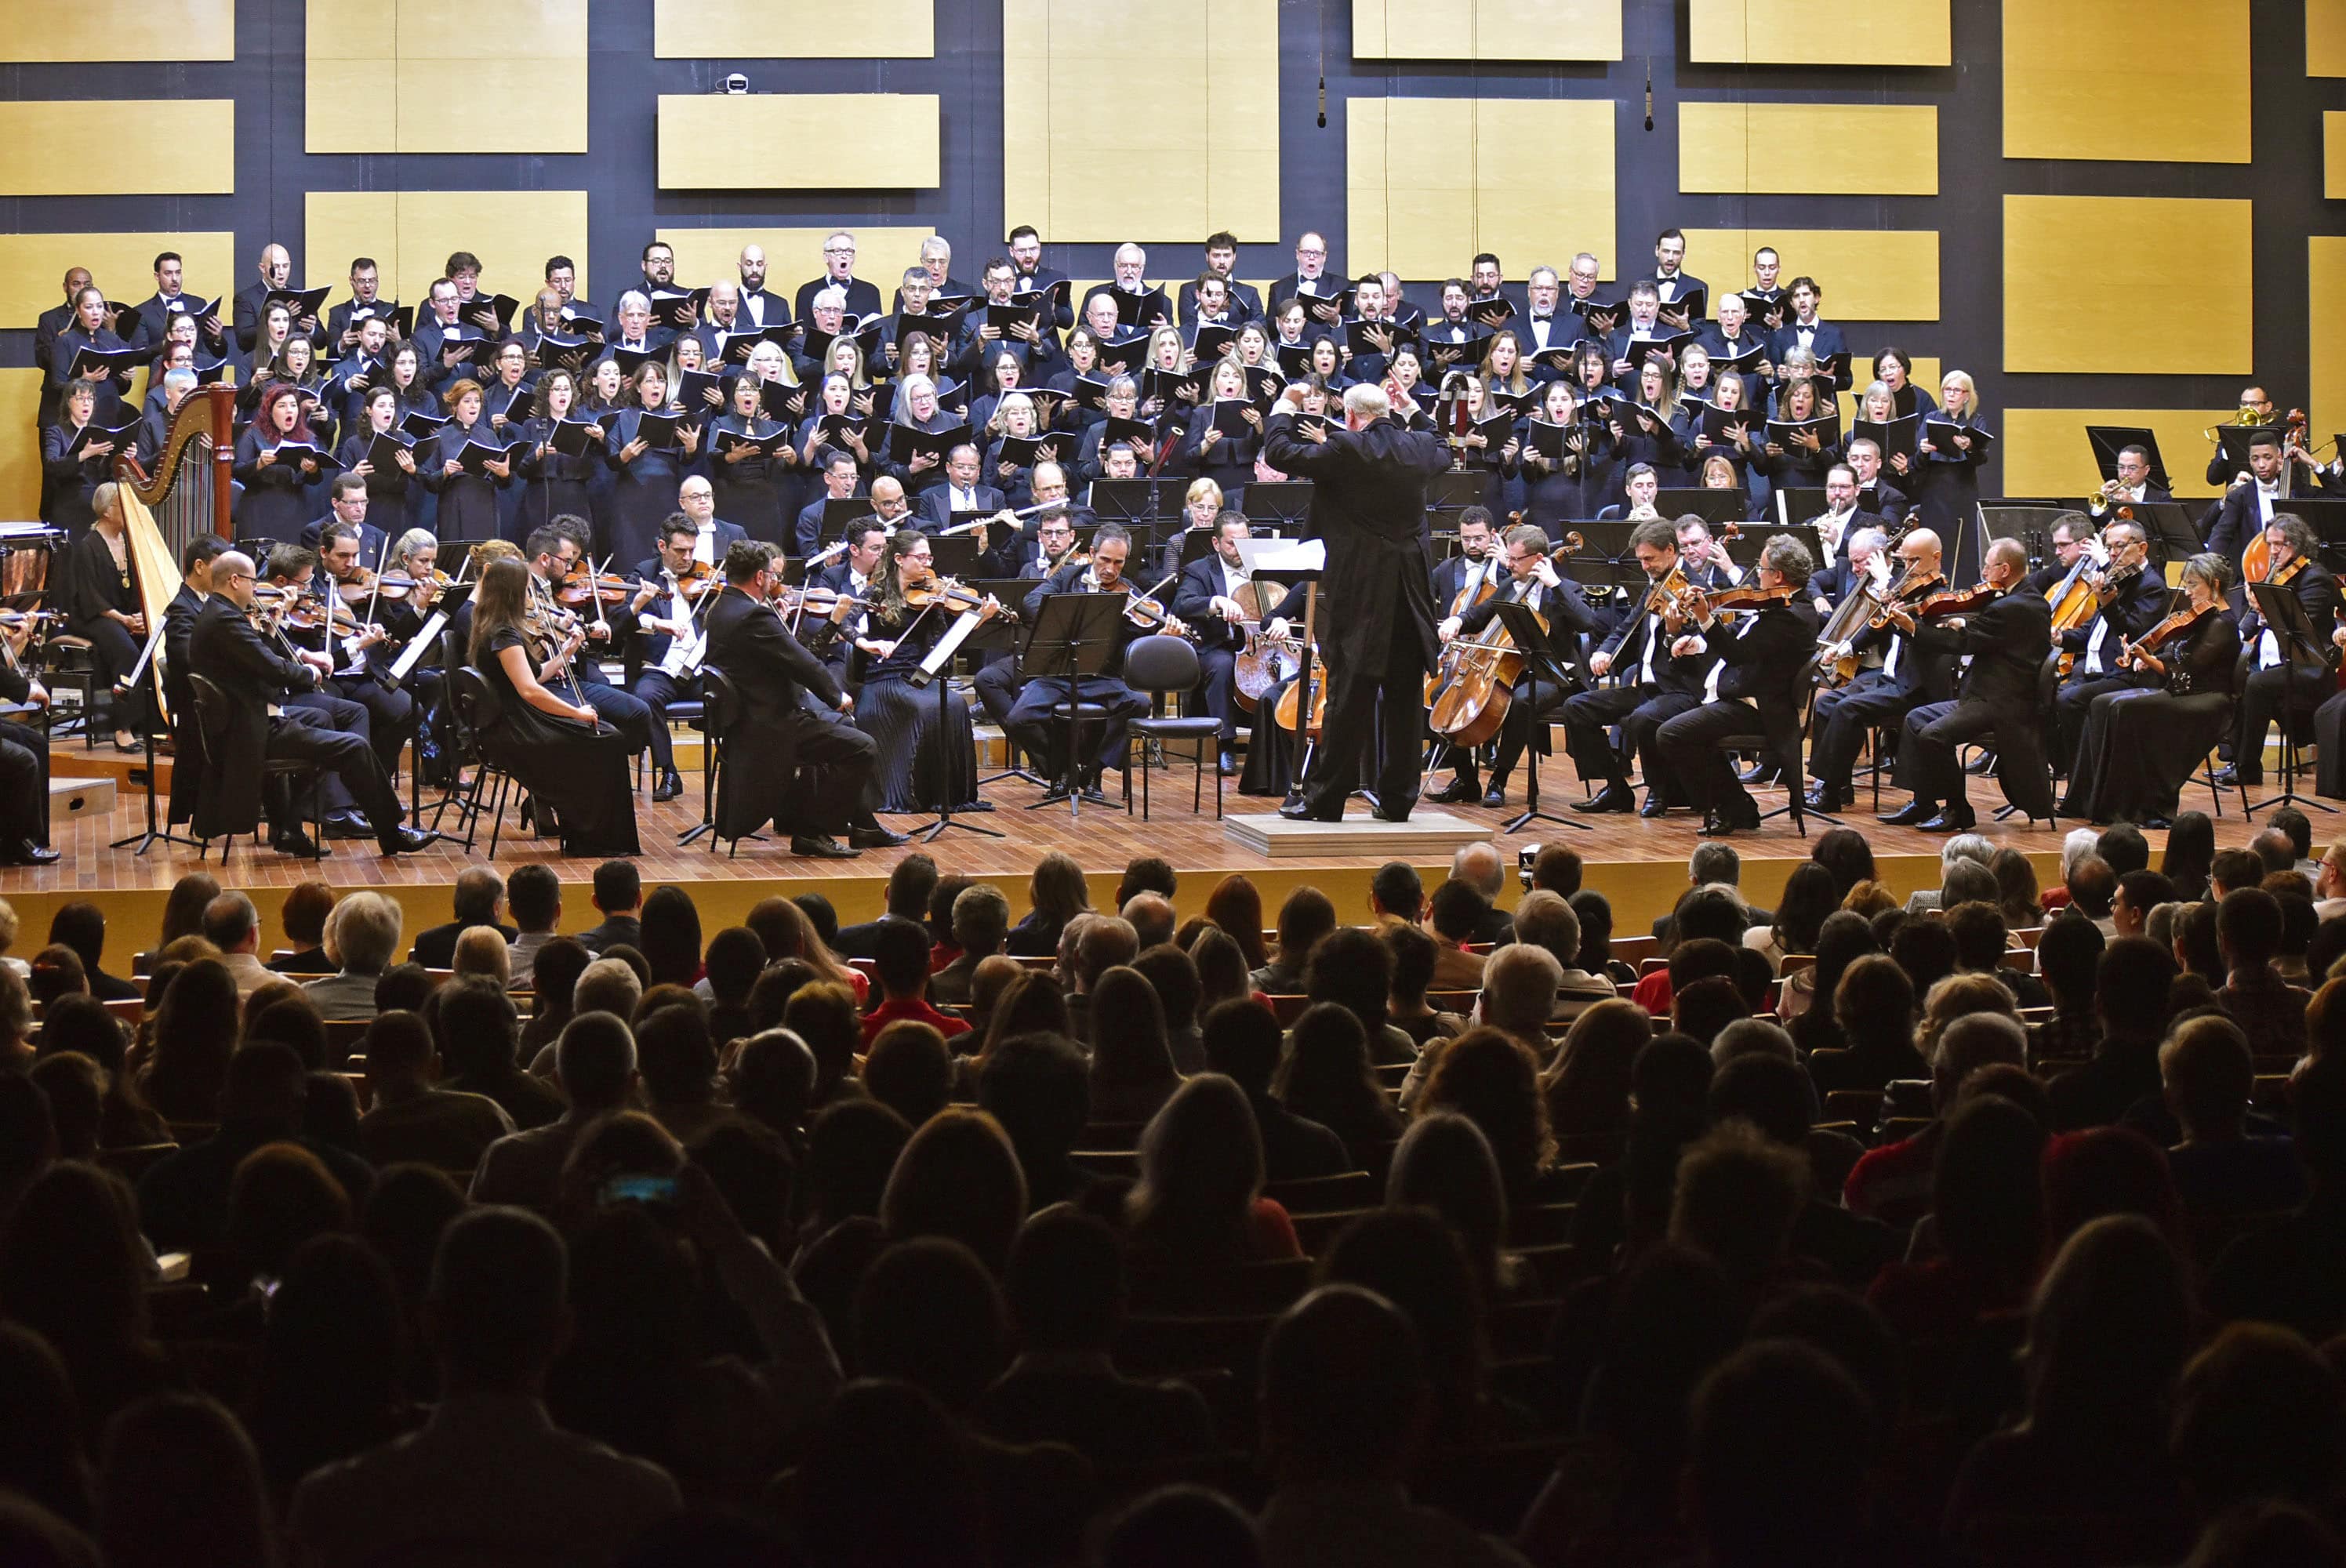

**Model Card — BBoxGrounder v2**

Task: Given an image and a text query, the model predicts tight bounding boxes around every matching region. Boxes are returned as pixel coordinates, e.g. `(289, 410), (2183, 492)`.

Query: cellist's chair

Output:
(185, 673), (323, 862)
(1123, 635), (1222, 820)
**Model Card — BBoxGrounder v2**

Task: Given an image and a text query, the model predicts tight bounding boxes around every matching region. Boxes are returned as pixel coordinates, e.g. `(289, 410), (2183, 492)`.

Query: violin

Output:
(773, 583), (870, 619)
(905, 575), (1019, 624)
(555, 560), (634, 607)
(1908, 582), (2000, 620)
(1690, 582), (1796, 616)
(1102, 570), (1191, 637)
(2117, 598), (2217, 673)
(370, 568), (455, 601)
(1865, 569), (1948, 629)
(673, 561), (720, 601)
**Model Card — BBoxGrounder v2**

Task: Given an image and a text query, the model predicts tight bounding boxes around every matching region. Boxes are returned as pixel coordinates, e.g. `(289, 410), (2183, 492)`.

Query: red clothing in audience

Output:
(859, 994), (973, 1047)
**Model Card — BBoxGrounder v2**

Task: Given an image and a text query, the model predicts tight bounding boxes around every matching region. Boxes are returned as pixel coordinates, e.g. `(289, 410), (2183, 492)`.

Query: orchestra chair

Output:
(693, 666), (762, 858)
(425, 626), (487, 838)
(186, 673), (324, 862)
(442, 666), (523, 860)
(1121, 634), (1222, 820)
(1708, 687), (1826, 837)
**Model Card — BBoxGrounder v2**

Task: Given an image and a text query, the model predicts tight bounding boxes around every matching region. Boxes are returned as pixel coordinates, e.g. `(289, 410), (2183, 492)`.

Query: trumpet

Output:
(2206, 405), (2280, 442)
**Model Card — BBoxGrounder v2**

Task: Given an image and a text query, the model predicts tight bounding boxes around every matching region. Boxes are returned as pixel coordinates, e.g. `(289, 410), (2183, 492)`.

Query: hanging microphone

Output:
(1317, 74), (1327, 129)
(1643, 65), (1654, 132)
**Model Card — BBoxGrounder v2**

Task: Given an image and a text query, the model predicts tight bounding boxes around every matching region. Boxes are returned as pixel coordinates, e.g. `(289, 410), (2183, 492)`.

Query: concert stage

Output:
(0, 745), (2099, 950)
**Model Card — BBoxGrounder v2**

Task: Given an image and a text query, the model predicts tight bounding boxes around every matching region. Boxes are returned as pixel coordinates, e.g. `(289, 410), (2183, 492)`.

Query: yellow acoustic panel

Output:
(656, 227), (939, 293)
(1680, 229), (1938, 321)
(0, 0), (233, 60)
(2312, 240), (2346, 458)
(2004, 0), (2249, 163)
(2003, 195), (2251, 374)
(657, 96), (940, 190)
(2000, 409), (2234, 500)
(306, 191), (590, 319)
(652, 0), (933, 57)
(2311, 0), (2346, 75)
(307, 0), (587, 153)
(0, 371), (42, 521)
(0, 233), (238, 327)
(1349, 98), (1614, 282)
(1351, 0), (1621, 60)
(1678, 103), (1937, 194)
(1689, 0), (1948, 65)
(2330, 113), (2346, 198)
(0, 103), (233, 196)
(1003, 0), (1279, 245)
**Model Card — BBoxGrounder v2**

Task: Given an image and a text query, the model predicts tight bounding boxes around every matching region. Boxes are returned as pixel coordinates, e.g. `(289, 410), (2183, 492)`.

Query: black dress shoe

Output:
(1803, 786), (1848, 813)
(1480, 785), (1508, 809)
(1218, 750), (1237, 777)
(1738, 762), (1782, 786)
(652, 771), (682, 802)
(1425, 777), (1480, 804)
(379, 827), (437, 855)
(323, 811), (375, 840)
(1698, 810), (1736, 837)
(961, 798), (996, 812)
(850, 824), (910, 849)
(1371, 803), (1411, 823)
(1574, 785), (1635, 815)
(1963, 752), (1997, 776)
(1878, 801), (1936, 826)
(1, 841), (58, 866)
(2210, 766), (2244, 787)
(272, 830), (329, 858)
(1277, 799), (1338, 822)
(790, 833), (862, 859)
(1638, 793), (1670, 818)
(2141, 815), (2174, 831)
(1917, 807), (1977, 833)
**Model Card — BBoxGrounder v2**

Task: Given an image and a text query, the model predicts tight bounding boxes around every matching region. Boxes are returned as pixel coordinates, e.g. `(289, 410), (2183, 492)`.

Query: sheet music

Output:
(388, 609), (447, 683)
(1234, 538), (1325, 575)
(915, 609), (985, 684)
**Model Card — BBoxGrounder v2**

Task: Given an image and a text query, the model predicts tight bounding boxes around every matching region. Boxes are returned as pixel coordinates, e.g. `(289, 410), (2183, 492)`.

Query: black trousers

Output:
(330, 670), (416, 779)
(2232, 662), (2327, 784)
(285, 689), (369, 815)
(1809, 673), (1919, 793)
(264, 716), (406, 847)
(750, 710), (877, 837)
(1194, 644), (1240, 742)
(1005, 676), (1152, 779)
(973, 657), (1022, 729)
(2052, 669), (2141, 785)
(77, 617), (150, 733)
(576, 677), (654, 768)
(1303, 632), (1427, 817)
(1658, 697), (1767, 820)
(628, 668), (690, 773)
(1900, 697), (2056, 818)
(0, 720), (48, 848)
(1560, 683), (1698, 800)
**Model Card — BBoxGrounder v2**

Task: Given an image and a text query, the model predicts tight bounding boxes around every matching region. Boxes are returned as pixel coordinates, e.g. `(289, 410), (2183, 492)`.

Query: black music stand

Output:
(108, 622), (199, 855)
(1489, 600), (1591, 835)
(903, 607), (1011, 843)
(1657, 488), (1749, 528)
(961, 577), (1055, 789)
(1019, 593), (1128, 818)
(1090, 479), (1174, 527)
(2117, 501), (2203, 571)
(2245, 580), (2337, 816)
(2084, 426), (2175, 494)
(1242, 482), (1314, 528)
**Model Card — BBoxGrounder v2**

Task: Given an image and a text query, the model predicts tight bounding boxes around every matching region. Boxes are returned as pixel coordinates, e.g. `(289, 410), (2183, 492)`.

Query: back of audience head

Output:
(1482, 942), (1562, 1040)
(2162, 1014), (2255, 1142)
(2043, 1125), (2184, 1249)
(98, 1392), (274, 1568)
(1672, 975), (1749, 1047)
(950, 883), (1011, 963)
(1890, 913), (1960, 996)
(1667, 935), (1741, 996)
(2178, 901), (2226, 978)
(2219, 887), (2284, 976)
(1989, 847), (2042, 928)
(1305, 925), (1395, 1037)
(2213, 848), (2265, 898)
(1262, 1284), (1426, 1485)
(1272, 885), (1336, 976)
(881, 1108), (1027, 1275)
(1810, 826), (1875, 897)
(865, 1021), (953, 1127)
(1689, 1341), (1874, 1568)
(1930, 1010), (2027, 1109)
(1568, 890), (1616, 971)
(637, 885), (702, 989)
(1542, 999), (1646, 1134)
(2170, 1322), (2344, 1516)
(804, 1098), (913, 1230)
(1418, 1028), (1550, 1197)
(1116, 854), (1178, 906)
(1203, 874), (1266, 968)
(1130, 943), (1201, 1036)
(2036, 912), (2106, 1008)
(1370, 861), (1424, 924)
(2025, 1212), (2193, 1432)
(1531, 842), (1583, 897)
(1669, 1120), (1810, 1287)
(1128, 1074), (1266, 1260)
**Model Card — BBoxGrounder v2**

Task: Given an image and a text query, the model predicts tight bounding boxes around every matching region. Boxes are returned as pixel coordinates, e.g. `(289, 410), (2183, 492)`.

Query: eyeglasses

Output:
(223, 572), (255, 585)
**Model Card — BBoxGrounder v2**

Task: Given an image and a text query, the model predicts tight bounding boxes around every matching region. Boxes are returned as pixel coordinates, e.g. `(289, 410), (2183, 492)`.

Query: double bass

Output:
(1423, 532), (1585, 748)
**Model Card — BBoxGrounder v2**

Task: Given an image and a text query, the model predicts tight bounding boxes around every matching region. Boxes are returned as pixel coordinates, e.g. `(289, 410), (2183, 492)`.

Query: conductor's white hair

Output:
(1342, 383), (1389, 420)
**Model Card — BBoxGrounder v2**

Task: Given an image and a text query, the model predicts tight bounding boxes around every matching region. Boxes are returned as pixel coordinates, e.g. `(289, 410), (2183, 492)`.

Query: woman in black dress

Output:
(516, 368), (597, 544)
(42, 381), (119, 536)
(231, 384), (325, 547)
(421, 378), (512, 546)
(1913, 369), (1992, 583)
(467, 556), (638, 856)
(850, 531), (998, 814)
(2065, 551), (2240, 829)
(47, 287), (133, 429)
(379, 527), (455, 785)
(707, 371), (792, 546)
(1178, 358), (1264, 505)
(336, 385), (429, 539)
(62, 481), (150, 751)
(1517, 380), (1609, 528)
(605, 360), (703, 566)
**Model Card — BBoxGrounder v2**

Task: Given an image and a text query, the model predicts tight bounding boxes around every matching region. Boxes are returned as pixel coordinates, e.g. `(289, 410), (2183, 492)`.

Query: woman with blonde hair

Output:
(1914, 368), (1992, 575)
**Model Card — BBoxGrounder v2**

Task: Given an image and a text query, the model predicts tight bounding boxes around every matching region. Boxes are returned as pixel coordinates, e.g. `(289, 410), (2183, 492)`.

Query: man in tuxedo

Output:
(1844, 438), (1912, 524)
(734, 244), (793, 335)
(1427, 522), (1605, 809)
(1770, 276), (1849, 390)
(161, 532), (228, 826)
(1561, 519), (1701, 816)
(1171, 512), (1298, 776)
(2087, 445), (2172, 519)
(796, 231), (884, 324)
(1606, 283), (1672, 384)
(597, 291), (668, 365)
(950, 256), (1057, 379)
(796, 452), (865, 558)
(1807, 528), (1953, 811)
(1007, 523), (1162, 804)
(1695, 292), (1771, 382)
(970, 476), (1091, 738)
(300, 473), (388, 559)
(2050, 519), (2169, 797)
(0, 608), (53, 866)
(1431, 507), (1502, 615)
(623, 516), (707, 803)
(917, 445), (1004, 528)
(1007, 224), (1076, 333)
(313, 514), (419, 785)
(700, 541), (886, 859)
(1803, 466), (1879, 597)
(187, 551), (433, 858)
(1418, 281), (1490, 379)
(1268, 233), (1346, 326)
(1562, 252), (1621, 346)
(260, 544), (388, 837)
(1657, 535), (1823, 835)
(892, 236), (975, 315)
(1640, 227), (1709, 328)
(1516, 267), (1575, 368)
(1079, 245), (1173, 333)
(1744, 245), (1788, 333)
(234, 243), (320, 354)
(602, 239), (678, 337)
(1880, 536), (2057, 832)
(1261, 382), (1451, 822)
(687, 281), (745, 366)
(2025, 510), (2099, 596)
(410, 278), (475, 392)
(1178, 232), (1263, 325)
(130, 250), (226, 358)
(2215, 514), (2341, 790)
(2206, 430), (2329, 565)
(676, 475), (749, 565)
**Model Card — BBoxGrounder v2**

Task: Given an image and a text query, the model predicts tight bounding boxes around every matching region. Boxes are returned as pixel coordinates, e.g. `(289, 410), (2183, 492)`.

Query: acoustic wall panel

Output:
(2000, 408), (2234, 499)
(0, 0), (234, 60)
(0, 102), (234, 196)
(307, 0), (588, 154)
(2311, 239), (2346, 456)
(2003, 0), (2250, 164)
(1349, 99), (1615, 282)
(2003, 195), (2251, 374)
(655, 227), (938, 296)
(306, 192), (590, 318)
(0, 371), (44, 521)
(2329, 112), (2346, 198)
(1688, 0), (1950, 66)
(652, 0), (935, 58)
(1680, 228), (1938, 321)
(1351, 0), (1622, 60)
(1002, 0), (1279, 245)
(0, 234), (238, 328)
(657, 96), (941, 190)
(1677, 103), (1938, 194)
(2311, 0), (2346, 76)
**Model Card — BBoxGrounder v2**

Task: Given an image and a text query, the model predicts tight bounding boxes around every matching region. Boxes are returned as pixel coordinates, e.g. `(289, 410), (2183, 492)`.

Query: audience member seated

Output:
(2160, 1014), (2306, 1220)
(434, 980), (563, 1130)
(48, 902), (140, 1001)
(2216, 887), (2309, 1061)
(1203, 996), (1349, 1181)
(357, 1012), (514, 1171)
(302, 891), (402, 1022)
(409, 868), (514, 968)
(1087, 966), (1185, 1126)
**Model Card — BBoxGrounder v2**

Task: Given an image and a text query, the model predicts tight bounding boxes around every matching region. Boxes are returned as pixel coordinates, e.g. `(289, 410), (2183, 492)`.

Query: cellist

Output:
(1430, 506), (1502, 615)
(1424, 521), (1604, 809)
(2049, 517), (2166, 779)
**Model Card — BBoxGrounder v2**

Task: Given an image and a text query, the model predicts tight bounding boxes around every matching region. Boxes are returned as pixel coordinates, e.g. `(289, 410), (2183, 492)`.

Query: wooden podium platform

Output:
(1222, 810), (1491, 859)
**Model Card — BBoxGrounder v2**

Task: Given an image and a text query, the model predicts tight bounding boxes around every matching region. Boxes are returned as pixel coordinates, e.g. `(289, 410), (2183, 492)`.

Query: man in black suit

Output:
(1171, 513), (1300, 776)
(129, 250), (226, 358)
(2086, 445), (2173, 521)
(1807, 528), (1955, 812)
(187, 551), (431, 858)
(1427, 522), (1605, 809)
(1658, 535), (1824, 835)
(1881, 537), (2057, 832)
(700, 540), (888, 858)
(1769, 276), (1850, 392)
(732, 243), (794, 336)
(1844, 438), (1913, 524)
(623, 517), (708, 804)
(0, 614), (54, 866)
(795, 451), (866, 559)
(232, 243), (321, 354)
(162, 533), (231, 826)
(2050, 519), (2168, 789)
(1429, 507), (1503, 615)
(2215, 514), (2341, 789)
(916, 445), (1004, 529)
(1008, 224), (1077, 335)
(1638, 227), (1709, 328)
(1177, 233), (1263, 325)
(574, 860), (643, 954)
(794, 230), (884, 325)
(1266, 232), (1348, 328)
(970, 477), (1094, 739)
(1078, 245), (1174, 336)
(1260, 382), (1449, 822)
(1007, 523), (1161, 804)
(322, 256), (394, 358)
(1560, 520), (1701, 816)
(34, 267), (91, 421)
(1801, 467), (1879, 596)
(2206, 430), (2318, 567)
(409, 868), (517, 968)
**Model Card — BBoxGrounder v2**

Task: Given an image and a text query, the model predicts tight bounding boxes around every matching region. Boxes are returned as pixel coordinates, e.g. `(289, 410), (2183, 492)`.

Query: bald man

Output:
(234, 242), (319, 354)
(1805, 527), (1956, 811)
(736, 243), (793, 333)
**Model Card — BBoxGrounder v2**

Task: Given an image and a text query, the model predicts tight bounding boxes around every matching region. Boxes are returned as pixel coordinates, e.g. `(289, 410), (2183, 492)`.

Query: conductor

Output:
(1259, 381), (1448, 822)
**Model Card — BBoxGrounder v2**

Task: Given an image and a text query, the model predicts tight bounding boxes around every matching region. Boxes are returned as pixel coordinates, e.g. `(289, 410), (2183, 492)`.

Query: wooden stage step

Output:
(1224, 809), (1493, 858)
(49, 775), (114, 824)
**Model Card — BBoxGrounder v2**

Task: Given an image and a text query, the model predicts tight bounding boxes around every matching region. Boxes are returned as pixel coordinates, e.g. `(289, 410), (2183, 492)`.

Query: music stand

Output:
(957, 576), (1055, 789)
(2244, 579), (2337, 816)
(902, 608), (1010, 843)
(1089, 479), (1175, 527)
(2084, 426), (2175, 494)
(1242, 482), (1314, 528)
(1425, 470), (1487, 515)
(1489, 599), (1590, 835)
(1019, 593), (1128, 817)
(2108, 501), (2201, 572)
(1656, 488), (1747, 528)
(2215, 425), (2279, 477)
(107, 620), (199, 855)
(1235, 537), (1327, 801)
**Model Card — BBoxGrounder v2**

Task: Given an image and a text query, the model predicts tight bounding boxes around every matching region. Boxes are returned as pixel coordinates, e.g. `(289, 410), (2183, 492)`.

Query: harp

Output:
(111, 384), (234, 724)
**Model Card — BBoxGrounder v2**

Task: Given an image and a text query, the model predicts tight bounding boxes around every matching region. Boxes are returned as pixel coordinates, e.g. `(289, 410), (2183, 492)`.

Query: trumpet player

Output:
(2087, 445), (2169, 516)
(2204, 387), (2278, 487)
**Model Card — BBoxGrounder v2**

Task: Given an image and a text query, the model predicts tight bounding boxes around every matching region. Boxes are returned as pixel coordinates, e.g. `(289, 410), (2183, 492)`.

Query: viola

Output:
(554, 560), (634, 607)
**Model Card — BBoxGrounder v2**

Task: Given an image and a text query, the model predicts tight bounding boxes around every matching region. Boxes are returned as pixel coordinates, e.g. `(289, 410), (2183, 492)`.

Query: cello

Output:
(1423, 532), (1585, 748)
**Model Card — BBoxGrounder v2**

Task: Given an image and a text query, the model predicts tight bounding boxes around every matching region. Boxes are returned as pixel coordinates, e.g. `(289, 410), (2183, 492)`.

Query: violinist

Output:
(1806, 527), (1955, 814)
(0, 606), (54, 866)
(852, 531), (1000, 814)
(623, 516), (712, 802)
(2214, 514), (2340, 793)
(1007, 522), (1160, 804)
(521, 521), (659, 783)
(1656, 533), (1822, 837)
(1426, 522), (1605, 809)
(375, 528), (456, 786)
(1561, 517), (1701, 816)
(261, 543), (398, 841)
(2050, 519), (2169, 776)
(1172, 513), (1301, 779)
(1879, 536), (2058, 833)
(1675, 517), (1742, 591)
(314, 519), (420, 782)
(2065, 553), (2239, 829)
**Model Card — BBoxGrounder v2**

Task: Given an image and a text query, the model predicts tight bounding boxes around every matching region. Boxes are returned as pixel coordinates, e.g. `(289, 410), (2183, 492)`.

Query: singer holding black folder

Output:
(605, 361), (701, 564)
(419, 379), (510, 545)
(42, 382), (122, 536)
(517, 369), (600, 542)
(1262, 380), (1447, 822)
(234, 386), (327, 546)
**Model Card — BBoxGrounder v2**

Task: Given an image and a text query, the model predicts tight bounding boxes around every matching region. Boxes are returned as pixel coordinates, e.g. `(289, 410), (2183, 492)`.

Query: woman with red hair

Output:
(231, 382), (323, 546)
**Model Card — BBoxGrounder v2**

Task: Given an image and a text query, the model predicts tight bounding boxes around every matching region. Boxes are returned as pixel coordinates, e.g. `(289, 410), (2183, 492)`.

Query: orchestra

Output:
(16, 225), (2346, 870)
